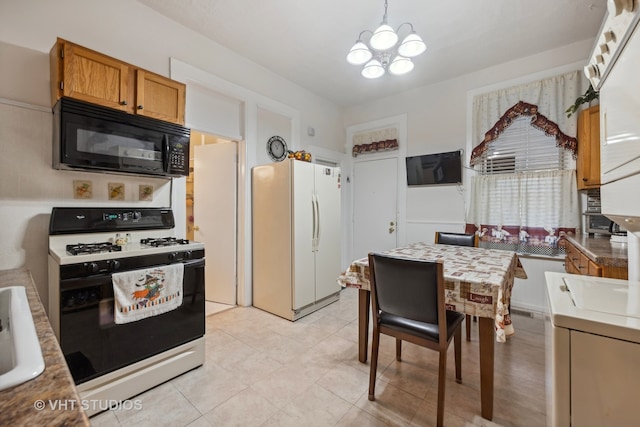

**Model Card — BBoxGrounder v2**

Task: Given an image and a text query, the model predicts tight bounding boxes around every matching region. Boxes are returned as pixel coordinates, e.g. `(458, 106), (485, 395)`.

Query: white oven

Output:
(545, 272), (640, 426)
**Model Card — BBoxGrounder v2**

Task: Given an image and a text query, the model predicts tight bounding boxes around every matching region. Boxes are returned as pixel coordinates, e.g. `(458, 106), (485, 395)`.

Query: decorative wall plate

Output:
(267, 135), (288, 162)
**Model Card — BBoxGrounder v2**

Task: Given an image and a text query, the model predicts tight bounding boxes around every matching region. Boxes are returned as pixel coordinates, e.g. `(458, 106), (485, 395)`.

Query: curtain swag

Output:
(352, 127), (399, 157)
(469, 101), (577, 165)
(352, 139), (398, 157)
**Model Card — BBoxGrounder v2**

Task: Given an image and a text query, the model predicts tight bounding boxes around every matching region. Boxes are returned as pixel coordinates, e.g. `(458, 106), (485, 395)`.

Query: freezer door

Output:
(313, 165), (342, 301)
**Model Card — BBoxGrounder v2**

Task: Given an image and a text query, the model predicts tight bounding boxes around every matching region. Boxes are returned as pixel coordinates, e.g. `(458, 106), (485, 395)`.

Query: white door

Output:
(194, 142), (237, 304)
(313, 165), (341, 301)
(353, 157), (398, 259)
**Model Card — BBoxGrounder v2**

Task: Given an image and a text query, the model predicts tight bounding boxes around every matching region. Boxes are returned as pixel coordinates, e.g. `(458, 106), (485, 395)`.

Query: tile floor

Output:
(90, 287), (546, 426)
(206, 301), (235, 317)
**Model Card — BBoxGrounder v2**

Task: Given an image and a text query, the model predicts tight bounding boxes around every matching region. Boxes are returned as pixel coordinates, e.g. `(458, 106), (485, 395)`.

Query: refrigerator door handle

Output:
(311, 194), (317, 251)
(315, 194), (320, 251)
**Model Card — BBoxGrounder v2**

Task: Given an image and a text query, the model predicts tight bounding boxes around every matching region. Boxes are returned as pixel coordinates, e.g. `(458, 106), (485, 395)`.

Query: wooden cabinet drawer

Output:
(564, 239), (622, 279)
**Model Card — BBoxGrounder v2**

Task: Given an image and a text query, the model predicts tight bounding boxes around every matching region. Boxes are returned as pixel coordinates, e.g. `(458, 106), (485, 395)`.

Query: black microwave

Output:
(53, 98), (190, 177)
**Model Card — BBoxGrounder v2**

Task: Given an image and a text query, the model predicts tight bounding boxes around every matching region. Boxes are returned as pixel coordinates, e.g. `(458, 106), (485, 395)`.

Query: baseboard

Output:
(510, 306), (545, 320)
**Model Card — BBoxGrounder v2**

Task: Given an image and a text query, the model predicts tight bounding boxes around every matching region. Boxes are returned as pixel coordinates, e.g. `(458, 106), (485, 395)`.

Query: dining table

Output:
(337, 242), (527, 421)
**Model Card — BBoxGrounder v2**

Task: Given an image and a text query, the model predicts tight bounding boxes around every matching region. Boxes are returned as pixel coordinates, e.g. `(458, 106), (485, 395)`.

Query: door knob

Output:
(193, 225), (200, 231)
(389, 226), (395, 234)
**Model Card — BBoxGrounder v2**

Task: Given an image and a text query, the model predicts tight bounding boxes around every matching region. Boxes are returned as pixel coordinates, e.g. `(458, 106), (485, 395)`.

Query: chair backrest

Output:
(434, 231), (478, 247)
(368, 253), (446, 338)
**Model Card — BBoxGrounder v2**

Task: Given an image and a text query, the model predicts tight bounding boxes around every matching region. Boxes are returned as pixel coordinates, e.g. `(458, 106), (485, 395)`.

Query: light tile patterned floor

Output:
(90, 287), (546, 426)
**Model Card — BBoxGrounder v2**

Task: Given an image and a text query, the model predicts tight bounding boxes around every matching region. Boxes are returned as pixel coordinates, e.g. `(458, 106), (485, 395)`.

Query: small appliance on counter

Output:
(583, 190), (611, 235)
(609, 220), (628, 244)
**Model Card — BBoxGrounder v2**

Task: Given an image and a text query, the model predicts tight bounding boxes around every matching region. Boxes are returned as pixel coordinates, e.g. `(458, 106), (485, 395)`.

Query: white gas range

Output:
(47, 207), (205, 416)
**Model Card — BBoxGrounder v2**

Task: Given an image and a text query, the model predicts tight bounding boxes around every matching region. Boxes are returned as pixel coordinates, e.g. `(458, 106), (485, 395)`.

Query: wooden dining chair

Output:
(434, 231), (478, 341)
(367, 253), (464, 427)
(434, 231), (478, 248)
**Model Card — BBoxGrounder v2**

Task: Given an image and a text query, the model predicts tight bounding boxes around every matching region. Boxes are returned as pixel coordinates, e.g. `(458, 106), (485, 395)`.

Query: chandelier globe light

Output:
(346, 0), (426, 79)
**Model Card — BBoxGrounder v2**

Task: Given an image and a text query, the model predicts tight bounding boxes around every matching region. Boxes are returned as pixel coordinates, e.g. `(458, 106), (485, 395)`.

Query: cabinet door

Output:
(587, 259), (602, 277)
(135, 70), (185, 125)
(577, 105), (600, 189)
(62, 43), (130, 111)
(571, 331), (640, 426)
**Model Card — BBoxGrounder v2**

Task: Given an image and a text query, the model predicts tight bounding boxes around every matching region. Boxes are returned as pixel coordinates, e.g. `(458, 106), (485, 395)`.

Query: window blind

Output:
(476, 116), (571, 175)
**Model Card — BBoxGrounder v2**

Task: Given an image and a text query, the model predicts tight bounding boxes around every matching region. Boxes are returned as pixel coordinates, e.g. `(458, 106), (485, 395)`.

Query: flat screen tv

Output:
(406, 150), (462, 186)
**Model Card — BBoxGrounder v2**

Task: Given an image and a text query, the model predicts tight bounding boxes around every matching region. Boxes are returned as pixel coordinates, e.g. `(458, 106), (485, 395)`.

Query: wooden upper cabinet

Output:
(136, 70), (185, 124)
(50, 39), (186, 125)
(576, 105), (601, 190)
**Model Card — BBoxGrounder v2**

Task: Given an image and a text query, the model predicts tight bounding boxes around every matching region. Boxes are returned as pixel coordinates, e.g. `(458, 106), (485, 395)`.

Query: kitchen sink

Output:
(0, 286), (45, 391)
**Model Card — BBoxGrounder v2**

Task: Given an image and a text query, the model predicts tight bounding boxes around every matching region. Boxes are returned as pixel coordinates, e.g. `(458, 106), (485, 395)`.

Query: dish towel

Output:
(112, 263), (184, 324)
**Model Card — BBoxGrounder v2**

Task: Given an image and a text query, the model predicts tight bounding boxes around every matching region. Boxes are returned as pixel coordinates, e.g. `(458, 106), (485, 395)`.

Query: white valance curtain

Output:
(472, 70), (588, 150)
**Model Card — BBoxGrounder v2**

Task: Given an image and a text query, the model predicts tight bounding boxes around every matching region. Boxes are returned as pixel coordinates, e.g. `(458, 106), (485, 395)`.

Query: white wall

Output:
(0, 0), (344, 307)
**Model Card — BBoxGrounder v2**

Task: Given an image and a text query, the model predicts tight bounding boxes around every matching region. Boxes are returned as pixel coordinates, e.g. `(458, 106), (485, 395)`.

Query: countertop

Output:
(0, 267), (89, 427)
(565, 234), (628, 268)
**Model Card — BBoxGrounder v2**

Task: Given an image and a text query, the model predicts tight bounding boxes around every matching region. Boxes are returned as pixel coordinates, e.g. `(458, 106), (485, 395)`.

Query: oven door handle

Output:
(182, 258), (205, 269)
(60, 274), (112, 290)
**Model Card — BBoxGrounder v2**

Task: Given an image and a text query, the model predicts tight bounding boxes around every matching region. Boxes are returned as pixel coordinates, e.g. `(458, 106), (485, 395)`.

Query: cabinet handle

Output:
(582, 178), (588, 181)
(121, 100), (128, 106)
(138, 105), (144, 110)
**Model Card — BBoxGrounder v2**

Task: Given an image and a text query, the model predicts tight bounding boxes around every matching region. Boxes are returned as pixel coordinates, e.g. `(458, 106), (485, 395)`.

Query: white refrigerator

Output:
(252, 159), (342, 320)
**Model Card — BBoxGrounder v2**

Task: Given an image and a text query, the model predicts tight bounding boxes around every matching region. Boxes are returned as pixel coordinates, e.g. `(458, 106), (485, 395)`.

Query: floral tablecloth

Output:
(337, 242), (528, 342)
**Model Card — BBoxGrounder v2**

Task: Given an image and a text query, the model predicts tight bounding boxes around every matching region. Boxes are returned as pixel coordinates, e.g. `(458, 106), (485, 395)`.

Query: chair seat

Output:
(379, 310), (465, 342)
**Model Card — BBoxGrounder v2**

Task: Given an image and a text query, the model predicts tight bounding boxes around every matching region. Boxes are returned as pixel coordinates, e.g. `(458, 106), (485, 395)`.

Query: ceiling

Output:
(137, 0), (607, 108)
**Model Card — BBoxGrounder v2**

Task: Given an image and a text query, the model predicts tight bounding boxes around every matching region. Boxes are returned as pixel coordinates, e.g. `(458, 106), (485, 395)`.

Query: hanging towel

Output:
(112, 263), (184, 324)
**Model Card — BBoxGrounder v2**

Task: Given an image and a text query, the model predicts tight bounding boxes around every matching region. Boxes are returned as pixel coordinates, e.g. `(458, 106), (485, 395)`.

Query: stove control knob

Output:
(169, 252), (178, 261)
(110, 259), (121, 271)
(87, 262), (100, 274)
(184, 251), (192, 260)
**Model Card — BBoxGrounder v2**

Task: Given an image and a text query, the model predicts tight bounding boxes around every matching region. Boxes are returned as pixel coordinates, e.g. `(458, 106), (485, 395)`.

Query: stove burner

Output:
(140, 237), (190, 247)
(66, 242), (122, 256)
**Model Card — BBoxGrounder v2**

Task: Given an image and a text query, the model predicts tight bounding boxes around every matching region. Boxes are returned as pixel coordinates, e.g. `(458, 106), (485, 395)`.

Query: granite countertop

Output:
(565, 234), (628, 268)
(0, 267), (89, 427)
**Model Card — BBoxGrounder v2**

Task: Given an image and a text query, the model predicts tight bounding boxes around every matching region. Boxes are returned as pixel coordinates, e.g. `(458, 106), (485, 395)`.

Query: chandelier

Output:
(346, 0), (426, 79)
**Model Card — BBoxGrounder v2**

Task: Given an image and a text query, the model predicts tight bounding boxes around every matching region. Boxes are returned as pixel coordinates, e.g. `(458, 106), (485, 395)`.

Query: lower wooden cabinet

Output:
(564, 240), (627, 279)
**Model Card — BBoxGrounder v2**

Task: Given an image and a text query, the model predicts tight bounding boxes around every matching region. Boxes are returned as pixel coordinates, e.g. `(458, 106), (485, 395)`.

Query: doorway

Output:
(187, 130), (238, 314)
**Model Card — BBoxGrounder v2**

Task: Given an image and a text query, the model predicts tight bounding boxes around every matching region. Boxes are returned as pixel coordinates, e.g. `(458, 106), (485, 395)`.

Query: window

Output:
(467, 115), (579, 256)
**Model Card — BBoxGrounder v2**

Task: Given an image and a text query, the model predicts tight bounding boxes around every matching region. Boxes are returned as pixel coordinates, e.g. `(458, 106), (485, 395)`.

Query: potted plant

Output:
(565, 84), (599, 117)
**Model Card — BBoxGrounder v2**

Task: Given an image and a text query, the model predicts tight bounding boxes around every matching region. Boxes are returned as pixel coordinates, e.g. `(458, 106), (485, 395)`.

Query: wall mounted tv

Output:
(406, 150), (463, 186)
